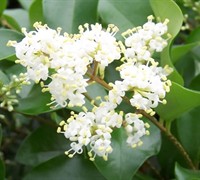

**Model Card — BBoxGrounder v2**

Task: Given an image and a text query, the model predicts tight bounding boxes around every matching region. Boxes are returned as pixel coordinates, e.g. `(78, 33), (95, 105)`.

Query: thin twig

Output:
(87, 73), (196, 170)
(139, 110), (196, 170)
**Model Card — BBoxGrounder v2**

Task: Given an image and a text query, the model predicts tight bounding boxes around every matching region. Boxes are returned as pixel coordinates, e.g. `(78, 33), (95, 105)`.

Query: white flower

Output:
(117, 62), (172, 113)
(26, 64), (49, 82)
(48, 68), (88, 107)
(8, 22), (67, 83)
(124, 113), (149, 148)
(108, 81), (126, 105)
(88, 125), (113, 161)
(65, 142), (83, 158)
(57, 112), (95, 158)
(79, 23), (121, 69)
(122, 16), (169, 62)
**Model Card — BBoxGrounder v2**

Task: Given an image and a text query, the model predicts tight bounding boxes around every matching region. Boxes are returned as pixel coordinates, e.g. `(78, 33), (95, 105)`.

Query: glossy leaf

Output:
(0, 0), (6, 17)
(86, 83), (107, 99)
(134, 173), (155, 180)
(0, 70), (9, 84)
(0, 29), (23, 61)
(0, 159), (4, 180)
(1, 14), (21, 31)
(189, 74), (200, 91)
(16, 84), (54, 115)
(16, 126), (68, 166)
(150, 0), (184, 85)
(176, 106), (200, 163)
(3, 9), (30, 30)
(0, 125), (5, 180)
(171, 42), (200, 64)
(43, 0), (99, 33)
(187, 26), (200, 43)
(19, 0), (33, 10)
(29, 0), (44, 25)
(94, 120), (161, 180)
(175, 52), (196, 87)
(23, 155), (105, 180)
(98, 0), (152, 33)
(175, 163), (200, 180)
(156, 82), (200, 121)
(0, 125), (1, 145)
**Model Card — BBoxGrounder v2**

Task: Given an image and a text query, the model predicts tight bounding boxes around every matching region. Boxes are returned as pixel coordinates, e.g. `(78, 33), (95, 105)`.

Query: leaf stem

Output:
(139, 110), (196, 170)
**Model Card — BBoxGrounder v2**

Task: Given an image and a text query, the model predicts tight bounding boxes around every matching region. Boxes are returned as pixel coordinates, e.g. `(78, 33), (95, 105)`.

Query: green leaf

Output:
(0, 125), (5, 180)
(156, 82), (200, 121)
(150, 0), (184, 85)
(1, 14), (21, 32)
(15, 84), (54, 115)
(0, 159), (5, 180)
(187, 26), (200, 43)
(86, 83), (107, 99)
(134, 172), (155, 180)
(105, 61), (121, 83)
(175, 163), (200, 180)
(175, 53), (196, 87)
(176, 106), (200, 164)
(23, 155), (105, 180)
(94, 120), (161, 180)
(43, 0), (99, 33)
(16, 126), (68, 166)
(29, 0), (44, 25)
(98, 0), (153, 33)
(0, 70), (9, 84)
(171, 42), (200, 64)
(0, 124), (3, 147)
(0, 0), (6, 17)
(0, 29), (23, 61)
(3, 9), (30, 30)
(0, 159), (4, 179)
(19, 0), (33, 10)
(189, 74), (200, 91)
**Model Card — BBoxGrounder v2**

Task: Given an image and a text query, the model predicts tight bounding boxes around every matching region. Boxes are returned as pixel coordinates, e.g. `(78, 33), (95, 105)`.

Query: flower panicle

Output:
(8, 15), (172, 161)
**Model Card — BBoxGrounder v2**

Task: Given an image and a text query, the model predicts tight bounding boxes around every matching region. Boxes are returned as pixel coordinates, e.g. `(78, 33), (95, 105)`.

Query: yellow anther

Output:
(146, 130), (150, 135)
(147, 15), (154, 21)
(150, 111), (155, 116)
(63, 124), (68, 131)
(59, 120), (65, 126)
(138, 141), (143, 146)
(57, 127), (61, 133)
(82, 106), (88, 112)
(103, 155), (108, 161)
(89, 157), (95, 161)
(162, 99), (167, 104)
(68, 154), (74, 158)
(132, 144), (137, 148)
(145, 123), (150, 128)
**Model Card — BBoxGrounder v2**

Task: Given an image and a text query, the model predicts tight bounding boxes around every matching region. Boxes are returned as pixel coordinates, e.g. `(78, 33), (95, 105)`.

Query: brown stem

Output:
(87, 72), (196, 170)
(139, 110), (196, 170)
(87, 73), (112, 90)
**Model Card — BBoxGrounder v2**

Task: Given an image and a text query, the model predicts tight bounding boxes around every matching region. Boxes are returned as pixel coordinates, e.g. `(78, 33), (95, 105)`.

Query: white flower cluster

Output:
(122, 15), (170, 62)
(8, 22), (121, 107)
(8, 16), (172, 161)
(110, 15), (172, 116)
